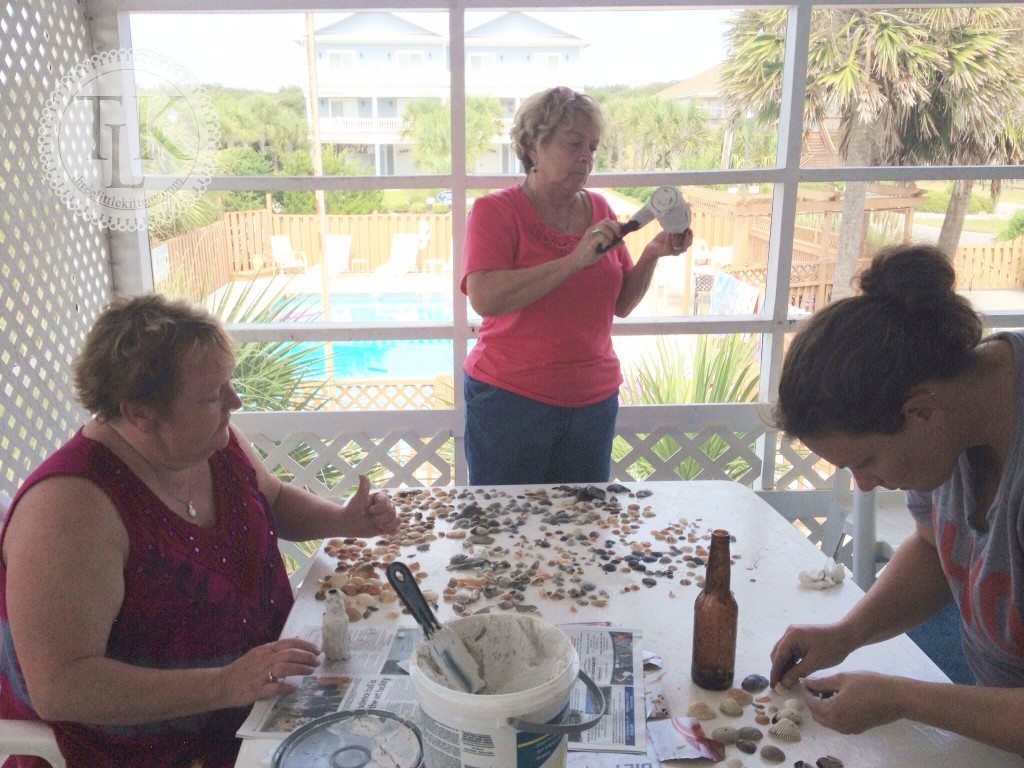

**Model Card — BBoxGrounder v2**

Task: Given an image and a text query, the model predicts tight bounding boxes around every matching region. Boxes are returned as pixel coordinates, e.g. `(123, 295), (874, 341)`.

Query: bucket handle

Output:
(508, 670), (606, 735)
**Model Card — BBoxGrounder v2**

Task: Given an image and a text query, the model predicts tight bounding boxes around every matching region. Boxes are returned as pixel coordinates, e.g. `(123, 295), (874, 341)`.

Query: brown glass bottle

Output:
(691, 529), (738, 690)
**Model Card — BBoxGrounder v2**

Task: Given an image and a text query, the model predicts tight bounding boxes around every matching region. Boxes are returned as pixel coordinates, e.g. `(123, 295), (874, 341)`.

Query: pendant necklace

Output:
(523, 182), (578, 232)
(113, 427), (198, 518)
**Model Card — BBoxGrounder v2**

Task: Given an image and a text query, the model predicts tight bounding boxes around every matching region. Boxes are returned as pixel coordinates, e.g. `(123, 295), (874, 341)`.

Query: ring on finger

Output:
(591, 228), (602, 236)
(268, 671), (278, 684)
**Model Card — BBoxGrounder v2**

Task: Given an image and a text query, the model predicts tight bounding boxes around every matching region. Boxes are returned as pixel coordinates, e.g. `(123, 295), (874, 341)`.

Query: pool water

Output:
(272, 293), (456, 380)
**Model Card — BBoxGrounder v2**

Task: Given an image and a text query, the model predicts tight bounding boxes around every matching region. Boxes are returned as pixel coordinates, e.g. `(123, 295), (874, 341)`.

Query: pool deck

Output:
(224, 267), (1024, 322)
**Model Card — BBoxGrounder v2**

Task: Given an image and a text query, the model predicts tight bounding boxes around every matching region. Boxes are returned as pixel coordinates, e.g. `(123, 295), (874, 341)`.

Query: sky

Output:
(128, 9), (732, 92)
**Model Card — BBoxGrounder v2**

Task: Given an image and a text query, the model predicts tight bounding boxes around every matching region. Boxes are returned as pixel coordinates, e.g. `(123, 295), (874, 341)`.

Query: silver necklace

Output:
(523, 182), (578, 232)
(113, 427), (198, 518)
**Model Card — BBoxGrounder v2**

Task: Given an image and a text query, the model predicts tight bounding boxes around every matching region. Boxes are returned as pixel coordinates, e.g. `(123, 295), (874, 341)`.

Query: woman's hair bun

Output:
(856, 243), (956, 305)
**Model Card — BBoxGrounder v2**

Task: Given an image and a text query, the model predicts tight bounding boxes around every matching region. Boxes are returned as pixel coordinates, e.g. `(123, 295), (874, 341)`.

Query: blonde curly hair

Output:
(510, 86), (605, 173)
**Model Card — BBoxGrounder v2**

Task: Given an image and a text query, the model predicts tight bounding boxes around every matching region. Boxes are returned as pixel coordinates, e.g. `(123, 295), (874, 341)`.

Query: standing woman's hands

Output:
(645, 228), (694, 259)
(571, 218), (622, 272)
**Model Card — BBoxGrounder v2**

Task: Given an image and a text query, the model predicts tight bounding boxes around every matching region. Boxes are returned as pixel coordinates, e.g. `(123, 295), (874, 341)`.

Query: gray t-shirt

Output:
(907, 330), (1024, 687)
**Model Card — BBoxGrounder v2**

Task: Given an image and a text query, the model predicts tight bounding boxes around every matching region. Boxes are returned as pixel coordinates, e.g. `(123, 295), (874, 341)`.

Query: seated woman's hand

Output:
(222, 637), (321, 706)
(343, 475), (401, 536)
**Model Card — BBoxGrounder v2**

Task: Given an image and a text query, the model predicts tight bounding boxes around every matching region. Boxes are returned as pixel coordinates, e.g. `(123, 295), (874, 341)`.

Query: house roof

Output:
(657, 64), (723, 100)
(313, 11), (445, 42)
(467, 11), (585, 45)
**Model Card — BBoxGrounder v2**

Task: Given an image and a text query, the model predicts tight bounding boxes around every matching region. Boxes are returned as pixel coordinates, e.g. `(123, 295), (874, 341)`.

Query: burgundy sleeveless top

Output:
(0, 429), (294, 768)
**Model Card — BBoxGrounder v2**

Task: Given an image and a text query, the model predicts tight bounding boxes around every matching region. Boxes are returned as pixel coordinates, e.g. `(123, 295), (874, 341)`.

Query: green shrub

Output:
(997, 209), (1024, 242)
(916, 187), (996, 215)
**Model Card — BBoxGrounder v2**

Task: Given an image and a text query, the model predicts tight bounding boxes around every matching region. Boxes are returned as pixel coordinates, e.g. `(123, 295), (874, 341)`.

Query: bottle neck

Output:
(704, 530), (732, 591)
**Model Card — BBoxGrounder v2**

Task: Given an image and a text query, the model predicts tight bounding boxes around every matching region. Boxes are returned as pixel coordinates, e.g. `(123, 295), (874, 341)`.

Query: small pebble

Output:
(760, 744), (786, 763)
(737, 726), (763, 742)
(710, 726), (738, 744)
(741, 674), (769, 693)
(736, 740), (757, 754)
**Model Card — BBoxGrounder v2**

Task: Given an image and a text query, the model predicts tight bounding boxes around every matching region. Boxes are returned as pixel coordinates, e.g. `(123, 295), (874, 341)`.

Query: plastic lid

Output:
(272, 709), (423, 768)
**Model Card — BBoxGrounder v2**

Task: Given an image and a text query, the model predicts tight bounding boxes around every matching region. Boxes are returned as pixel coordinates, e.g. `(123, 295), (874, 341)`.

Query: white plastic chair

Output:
(269, 235), (308, 275)
(0, 491), (65, 767)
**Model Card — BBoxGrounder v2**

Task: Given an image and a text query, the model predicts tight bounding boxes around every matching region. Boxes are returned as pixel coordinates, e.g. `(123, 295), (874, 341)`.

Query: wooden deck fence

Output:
(155, 199), (1024, 312)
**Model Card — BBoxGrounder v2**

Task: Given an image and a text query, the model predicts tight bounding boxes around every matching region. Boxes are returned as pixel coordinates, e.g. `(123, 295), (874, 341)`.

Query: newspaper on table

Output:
(237, 623), (646, 754)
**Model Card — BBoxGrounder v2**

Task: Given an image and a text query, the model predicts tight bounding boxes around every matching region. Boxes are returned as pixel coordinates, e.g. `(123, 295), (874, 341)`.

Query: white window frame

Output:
(327, 50), (355, 72)
(533, 52), (560, 71)
(91, 0), (1024, 489)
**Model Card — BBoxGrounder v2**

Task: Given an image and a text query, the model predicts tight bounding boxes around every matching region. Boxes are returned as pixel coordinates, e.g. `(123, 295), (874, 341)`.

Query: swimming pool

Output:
(272, 293), (455, 380)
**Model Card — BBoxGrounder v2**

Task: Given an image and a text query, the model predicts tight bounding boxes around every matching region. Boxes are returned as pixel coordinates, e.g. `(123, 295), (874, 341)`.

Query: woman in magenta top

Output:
(461, 86), (693, 485)
(0, 294), (400, 768)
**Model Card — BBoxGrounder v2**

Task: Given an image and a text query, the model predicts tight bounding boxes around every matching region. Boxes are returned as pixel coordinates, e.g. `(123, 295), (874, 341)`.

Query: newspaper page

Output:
(563, 626), (646, 754)
(238, 623), (645, 754)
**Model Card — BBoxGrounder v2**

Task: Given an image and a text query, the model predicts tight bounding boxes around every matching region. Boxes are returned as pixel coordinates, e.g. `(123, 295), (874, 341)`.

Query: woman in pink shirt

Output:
(461, 86), (692, 485)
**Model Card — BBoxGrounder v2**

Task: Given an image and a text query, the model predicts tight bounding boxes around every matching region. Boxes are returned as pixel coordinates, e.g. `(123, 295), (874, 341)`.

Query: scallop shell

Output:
(719, 697), (744, 716)
(685, 701), (716, 720)
(774, 707), (803, 725)
(768, 717), (802, 743)
(784, 697), (804, 712)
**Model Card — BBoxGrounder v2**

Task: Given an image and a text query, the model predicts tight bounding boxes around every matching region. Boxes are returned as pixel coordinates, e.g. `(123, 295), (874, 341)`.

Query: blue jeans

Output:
(463, 373), (619, 485)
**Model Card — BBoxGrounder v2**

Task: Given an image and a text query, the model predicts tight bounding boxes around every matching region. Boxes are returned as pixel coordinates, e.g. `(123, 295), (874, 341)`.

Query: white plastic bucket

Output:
(409, 613), (605, 768)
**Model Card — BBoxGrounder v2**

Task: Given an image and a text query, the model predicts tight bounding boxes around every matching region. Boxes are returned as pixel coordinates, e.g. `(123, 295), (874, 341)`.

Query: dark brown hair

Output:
(74, 293), (234, 421)
(772, 244), (982, 437)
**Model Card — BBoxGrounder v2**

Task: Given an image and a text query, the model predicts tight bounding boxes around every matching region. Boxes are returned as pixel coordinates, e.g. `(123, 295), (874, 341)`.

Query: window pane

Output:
(615, 333), (762, 406)
(130, 10), (454, 178)
(149, 188), (456, 320)
(785, 179), (1024, 315)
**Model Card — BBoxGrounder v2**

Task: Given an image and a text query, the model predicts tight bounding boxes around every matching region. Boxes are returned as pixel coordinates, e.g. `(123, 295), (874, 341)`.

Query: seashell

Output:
(710, 726), (738, 744)
(774, 707), (802, 725)
(719, 697), (743, 716)
(774, 681), (789, 695)
(726, 687), (753, 706)
(784, 697), (804, 712)
(760, 744), (786, 763)
(724, 759), (744, 768)
(741, 673), (769, 693)
(767, 717), (801, 743)
(816, 758), (844, 768)
(685, 701), (716, 720)
(737, 726), (763, 742)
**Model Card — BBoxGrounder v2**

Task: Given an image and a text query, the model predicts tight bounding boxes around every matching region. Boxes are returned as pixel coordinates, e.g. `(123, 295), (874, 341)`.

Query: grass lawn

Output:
(914, 214), (1008, 236)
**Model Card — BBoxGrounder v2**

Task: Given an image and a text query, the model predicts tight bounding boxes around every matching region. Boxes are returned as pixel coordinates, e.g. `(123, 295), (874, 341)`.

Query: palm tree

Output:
(400, 96), (503, 174)
(722, 8), (1024, 299)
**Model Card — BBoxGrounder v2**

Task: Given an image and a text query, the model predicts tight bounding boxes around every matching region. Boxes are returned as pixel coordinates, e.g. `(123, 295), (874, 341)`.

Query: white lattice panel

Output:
(0, 0), (109, 495)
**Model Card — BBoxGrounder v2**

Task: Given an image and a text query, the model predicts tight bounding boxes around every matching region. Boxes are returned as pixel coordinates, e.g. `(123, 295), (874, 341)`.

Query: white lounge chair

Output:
(374, 233), (421, 277)
(325, 234), (352, 275)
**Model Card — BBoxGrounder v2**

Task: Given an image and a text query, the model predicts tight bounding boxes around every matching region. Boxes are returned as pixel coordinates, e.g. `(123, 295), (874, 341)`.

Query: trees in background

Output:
(400, 95), (504, 174)
(721, 7), (1024, 299)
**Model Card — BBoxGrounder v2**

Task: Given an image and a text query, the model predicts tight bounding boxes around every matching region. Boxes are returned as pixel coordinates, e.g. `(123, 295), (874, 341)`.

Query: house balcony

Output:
(318, 117), (513, 145)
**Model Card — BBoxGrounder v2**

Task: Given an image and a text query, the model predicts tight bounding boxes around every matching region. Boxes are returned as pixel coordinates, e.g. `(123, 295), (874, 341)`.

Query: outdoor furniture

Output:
(0, 491), (65, 767)
(325, 234), (352, 275)
(269, 236), (308, 275)
(234, 481), (1018, 768)
(374, 233), (421, 277)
